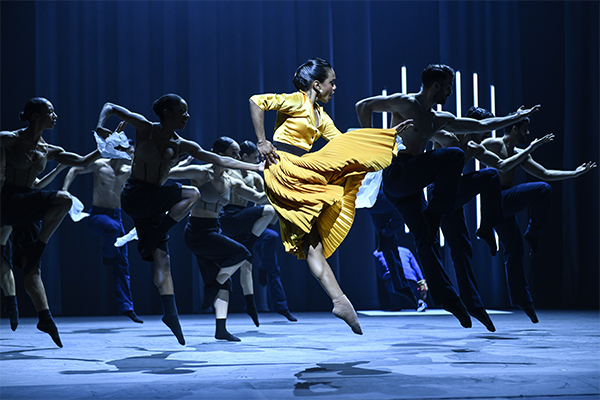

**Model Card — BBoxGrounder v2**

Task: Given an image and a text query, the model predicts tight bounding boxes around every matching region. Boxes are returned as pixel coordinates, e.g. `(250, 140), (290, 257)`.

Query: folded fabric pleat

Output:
(264, 128), (397, 259)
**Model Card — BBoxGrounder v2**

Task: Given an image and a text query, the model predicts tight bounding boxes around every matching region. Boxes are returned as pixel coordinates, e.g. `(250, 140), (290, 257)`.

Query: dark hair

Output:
(421, 64), (455, 89)
(19, 97), (50, 122)
(292, 58), (333, 91)
(239, 140), (257, 157)
(466, 106), (495, 120)
(211, 136), (235, 154)
(152, 93), (184, 120)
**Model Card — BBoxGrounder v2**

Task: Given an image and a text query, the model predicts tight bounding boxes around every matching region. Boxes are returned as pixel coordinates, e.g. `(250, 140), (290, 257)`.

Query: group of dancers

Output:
(1, 59), (595, 347)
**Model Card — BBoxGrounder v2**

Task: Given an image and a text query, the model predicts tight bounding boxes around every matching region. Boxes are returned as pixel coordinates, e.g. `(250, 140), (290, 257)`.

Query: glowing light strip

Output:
(382, 89), (388, 129)
(473, 73), (479, 107)
(473, 73), (481, 228)
(490, 85), (496, 138)
(402, 65), (409, 234)
(490, 84), (499, 247)
(455, 71), (462, 118)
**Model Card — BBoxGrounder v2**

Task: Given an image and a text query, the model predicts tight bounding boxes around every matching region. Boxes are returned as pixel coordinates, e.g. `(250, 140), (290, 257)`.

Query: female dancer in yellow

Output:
(249, 58), (412, 334)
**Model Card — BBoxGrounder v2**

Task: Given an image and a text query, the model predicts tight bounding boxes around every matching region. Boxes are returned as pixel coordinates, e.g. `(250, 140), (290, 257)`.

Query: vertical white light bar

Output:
(490, 84), (499, 247)
(473, 73), (479, 107)
(455, 71), (462, 118)
(382, 89), (388, 129)
(490, 85), (496, 138)
(402, 65), (409, 234)
(473, 73), (482, 229)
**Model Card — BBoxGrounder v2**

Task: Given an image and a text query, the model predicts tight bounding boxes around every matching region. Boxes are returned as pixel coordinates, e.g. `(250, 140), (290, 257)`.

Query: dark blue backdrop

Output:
(1, 1), (598, 317)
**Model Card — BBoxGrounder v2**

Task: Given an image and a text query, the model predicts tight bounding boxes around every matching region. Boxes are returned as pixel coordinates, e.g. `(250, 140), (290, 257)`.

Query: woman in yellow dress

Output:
(249, 58), (412, 334)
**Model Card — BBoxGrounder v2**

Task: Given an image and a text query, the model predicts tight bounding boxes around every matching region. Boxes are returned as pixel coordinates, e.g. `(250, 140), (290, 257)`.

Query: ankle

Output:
(244, 294), (256, 309)
(37, 309), (52, 322)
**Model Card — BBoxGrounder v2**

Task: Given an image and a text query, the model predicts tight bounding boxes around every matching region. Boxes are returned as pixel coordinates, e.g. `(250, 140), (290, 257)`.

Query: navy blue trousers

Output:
(435, 167), (503, 311)
(496, 182), (552, 306)
(87, 206), (134, 313)
(121, 178), (183, 261)
(383, 148), (465, 305)
(220, 205), (291, 311)
(366, 190), (411, 293)
(184, 217), (249, 310)
(252, 228), (289, 312)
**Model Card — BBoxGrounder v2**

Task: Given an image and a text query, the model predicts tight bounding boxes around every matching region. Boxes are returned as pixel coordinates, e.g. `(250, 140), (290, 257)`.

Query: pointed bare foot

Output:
(332, 294), (363, 335)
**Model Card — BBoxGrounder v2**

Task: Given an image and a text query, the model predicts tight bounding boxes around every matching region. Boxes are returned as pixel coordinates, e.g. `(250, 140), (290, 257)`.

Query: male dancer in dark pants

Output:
(1, 162), (66, 333)
(356, 63), (540, 328)
(469, 109), (596, 322)
(430, 106), (554, 330)
(62, 140), (142, 323)
(365, 188), (416, 308)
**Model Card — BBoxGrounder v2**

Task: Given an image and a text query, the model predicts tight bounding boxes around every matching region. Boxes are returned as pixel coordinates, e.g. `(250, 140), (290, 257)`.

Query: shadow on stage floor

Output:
(1, 309), (598, 400)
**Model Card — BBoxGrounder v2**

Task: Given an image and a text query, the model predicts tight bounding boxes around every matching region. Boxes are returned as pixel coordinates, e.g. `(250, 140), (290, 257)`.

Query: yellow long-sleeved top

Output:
(249, 91), (397, 260)
(250, 91), (341, 151)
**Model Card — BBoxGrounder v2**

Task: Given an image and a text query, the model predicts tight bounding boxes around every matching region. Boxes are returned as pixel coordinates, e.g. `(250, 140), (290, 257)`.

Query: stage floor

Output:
(1, 309), (598, 400)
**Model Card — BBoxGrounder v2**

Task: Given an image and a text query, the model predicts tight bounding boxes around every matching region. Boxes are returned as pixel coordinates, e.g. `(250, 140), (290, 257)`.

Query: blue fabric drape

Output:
(562, 2), (600, 308)
(1, 1), (597, 316)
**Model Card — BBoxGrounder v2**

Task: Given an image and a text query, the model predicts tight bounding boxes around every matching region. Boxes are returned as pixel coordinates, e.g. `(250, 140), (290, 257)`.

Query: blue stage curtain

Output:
(562, 1), (599, 308)
(1, 1), (597, 316)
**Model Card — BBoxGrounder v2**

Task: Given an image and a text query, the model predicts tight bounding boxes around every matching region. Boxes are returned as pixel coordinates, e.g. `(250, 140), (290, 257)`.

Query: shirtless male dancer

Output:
(430, 106), (554, 328)
(356, 64), (540, 329)
(96, 94), (262, 345)
(62, 128), (143, 324)
(469, 108), (596, 322)
(1, 154), (66, 332)
(1, 97), (103, 347)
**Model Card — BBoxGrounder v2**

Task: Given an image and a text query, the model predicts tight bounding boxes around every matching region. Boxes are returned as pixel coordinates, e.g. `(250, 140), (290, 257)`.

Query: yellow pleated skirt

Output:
(264, 128), (397, 259)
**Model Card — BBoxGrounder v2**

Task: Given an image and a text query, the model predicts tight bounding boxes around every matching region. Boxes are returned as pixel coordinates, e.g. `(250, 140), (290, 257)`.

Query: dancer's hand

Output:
(258, 139), (279, 166)
(115, 121), (128, 133)
(417, 279), (428, 300)
(515, 104), (541, 118)
(529, 133), (554, 151)
(176, 156), (194, 168)
(467, 140), (485, 155)
(393, 119), (414, 135)
(95, 126), (113, 139)
(574, 161), (597, 176)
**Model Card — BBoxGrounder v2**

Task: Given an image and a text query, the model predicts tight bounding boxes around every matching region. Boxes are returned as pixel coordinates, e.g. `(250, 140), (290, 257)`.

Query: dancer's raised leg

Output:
(139, 187), (199, 259)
